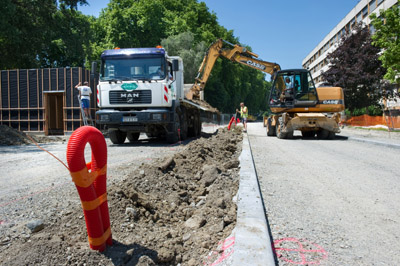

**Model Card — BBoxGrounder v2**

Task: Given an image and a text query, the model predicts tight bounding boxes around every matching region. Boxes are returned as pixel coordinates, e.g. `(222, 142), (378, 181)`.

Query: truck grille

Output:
(109, 90), (152, 104)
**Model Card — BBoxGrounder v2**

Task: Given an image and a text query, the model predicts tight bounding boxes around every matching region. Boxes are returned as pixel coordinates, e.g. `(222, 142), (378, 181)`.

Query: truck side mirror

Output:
(172, 59), (179, 71)
(91, 61), (98, 76)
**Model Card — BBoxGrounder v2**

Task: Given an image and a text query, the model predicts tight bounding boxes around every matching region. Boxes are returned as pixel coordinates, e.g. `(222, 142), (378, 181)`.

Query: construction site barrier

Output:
(344, 114), (400, 129)
(66, 126), (112, 251)
(227, 117), (235, 130)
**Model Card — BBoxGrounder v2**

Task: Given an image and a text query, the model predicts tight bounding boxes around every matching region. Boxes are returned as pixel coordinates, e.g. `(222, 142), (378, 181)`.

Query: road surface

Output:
(247, 122), (400, 265)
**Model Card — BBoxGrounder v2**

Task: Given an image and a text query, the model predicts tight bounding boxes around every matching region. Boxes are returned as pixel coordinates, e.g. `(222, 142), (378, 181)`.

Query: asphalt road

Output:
(247, 122), (400, 265)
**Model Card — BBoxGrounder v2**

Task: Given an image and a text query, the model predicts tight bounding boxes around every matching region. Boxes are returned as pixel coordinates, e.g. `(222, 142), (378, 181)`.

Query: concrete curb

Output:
(348, 136), (400, 149)
(232, 133), (275, 266)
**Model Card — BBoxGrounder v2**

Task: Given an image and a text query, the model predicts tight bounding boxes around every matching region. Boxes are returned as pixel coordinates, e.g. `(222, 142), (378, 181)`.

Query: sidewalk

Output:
(340, 126), (400, 149)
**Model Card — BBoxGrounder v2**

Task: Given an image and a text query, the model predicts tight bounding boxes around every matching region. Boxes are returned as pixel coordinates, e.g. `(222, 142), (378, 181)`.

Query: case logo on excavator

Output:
(244, 60), (266, 71)
(322, 100), (339, 104)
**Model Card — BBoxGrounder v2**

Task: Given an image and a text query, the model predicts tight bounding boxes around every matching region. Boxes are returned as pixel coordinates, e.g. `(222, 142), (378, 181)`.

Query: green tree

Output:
(321, 23), (386, 112)
(0, 0), (56, 69)
(41, 4), (93, 67)
(370, 1), (400, 84)
(161, 32), (207, 82)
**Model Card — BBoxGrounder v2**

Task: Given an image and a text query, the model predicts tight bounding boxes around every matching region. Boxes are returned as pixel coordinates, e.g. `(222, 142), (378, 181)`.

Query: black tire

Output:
(275, 123), (287, 139)
(266, 118), (276, 136)
(179, 108), (188, 140)
(109, 129), (126, 144)
(189, 112), (201, 137)
(317, 129), (329, 139)
(166, 132), (178, 144)
(286, 130), (294, 139)
(166, 114), (179, 144)
(327, 131), (336, 140)
(302, 131), (315, 138)
(127, 132), (140, 143)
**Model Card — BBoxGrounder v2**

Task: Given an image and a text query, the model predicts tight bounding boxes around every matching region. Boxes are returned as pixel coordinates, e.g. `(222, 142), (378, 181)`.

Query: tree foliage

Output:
(370, 1), (400, 84)
(321, 24), (387, 111)
(0, 0), (270, 114)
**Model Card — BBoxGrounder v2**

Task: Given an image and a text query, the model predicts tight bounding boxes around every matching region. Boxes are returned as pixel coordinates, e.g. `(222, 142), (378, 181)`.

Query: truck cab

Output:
(95, 47), (192, 144)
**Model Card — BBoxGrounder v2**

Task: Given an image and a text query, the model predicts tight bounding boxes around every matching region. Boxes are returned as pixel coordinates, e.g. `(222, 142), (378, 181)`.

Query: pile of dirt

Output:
(0, 127), (243, 266)
(0, 125), (65, 145)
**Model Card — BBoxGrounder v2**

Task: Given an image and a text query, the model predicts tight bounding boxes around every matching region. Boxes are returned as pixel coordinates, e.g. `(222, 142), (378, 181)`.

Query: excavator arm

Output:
(186, 39), (281, 100)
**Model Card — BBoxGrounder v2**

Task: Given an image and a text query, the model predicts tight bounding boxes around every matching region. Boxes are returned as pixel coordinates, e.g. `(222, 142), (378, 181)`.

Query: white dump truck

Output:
(95, 47), (213, 144)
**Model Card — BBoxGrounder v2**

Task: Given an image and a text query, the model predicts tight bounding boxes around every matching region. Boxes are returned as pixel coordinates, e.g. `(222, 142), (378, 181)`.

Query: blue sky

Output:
(78, 0), (360, 70)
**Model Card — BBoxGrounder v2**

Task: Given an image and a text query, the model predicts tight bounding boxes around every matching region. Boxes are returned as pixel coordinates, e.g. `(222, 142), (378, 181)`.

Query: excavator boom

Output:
(186, 39), (280, 100)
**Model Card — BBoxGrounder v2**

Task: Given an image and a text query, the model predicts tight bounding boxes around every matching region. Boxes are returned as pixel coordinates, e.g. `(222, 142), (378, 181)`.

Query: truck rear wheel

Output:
(179, 108), (188, 140)
(127, 132), (140, 143)
(109, 129), (127, 144)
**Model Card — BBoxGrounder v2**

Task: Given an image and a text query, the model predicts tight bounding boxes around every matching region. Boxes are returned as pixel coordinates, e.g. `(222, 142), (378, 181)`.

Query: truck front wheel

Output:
(109, 129), (127, 144)
(127, 132), (140, 143)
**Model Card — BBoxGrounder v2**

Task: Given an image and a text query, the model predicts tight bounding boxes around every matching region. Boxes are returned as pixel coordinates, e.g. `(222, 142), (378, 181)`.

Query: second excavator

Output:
(186, 39), (344, 139)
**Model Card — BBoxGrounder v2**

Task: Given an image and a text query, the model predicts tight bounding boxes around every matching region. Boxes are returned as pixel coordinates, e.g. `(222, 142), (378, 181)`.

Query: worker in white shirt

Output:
(75, 81), (92, 117)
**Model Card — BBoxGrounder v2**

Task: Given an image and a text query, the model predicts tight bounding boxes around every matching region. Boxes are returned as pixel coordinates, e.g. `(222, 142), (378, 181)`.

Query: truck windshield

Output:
(100, 57), (166, 81)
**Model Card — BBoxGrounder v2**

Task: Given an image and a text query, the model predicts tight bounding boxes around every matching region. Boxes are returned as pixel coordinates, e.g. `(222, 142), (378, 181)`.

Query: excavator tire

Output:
(275, 123), (287, 139)
(328, 131), (336, 140)
(302, 130), (315, 138)
(109, 129), (127, 144)
(266, 118), (276, 136)
(317, 129), (330, 139)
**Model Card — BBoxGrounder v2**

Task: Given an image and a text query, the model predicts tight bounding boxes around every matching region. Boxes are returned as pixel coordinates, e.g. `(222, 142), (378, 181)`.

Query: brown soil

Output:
(0, 125), (65, 145)
(0, 127), (243, 266)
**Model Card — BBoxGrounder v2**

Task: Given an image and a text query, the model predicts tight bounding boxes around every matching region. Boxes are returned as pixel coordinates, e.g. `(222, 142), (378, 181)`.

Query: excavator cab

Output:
(269, 69), (318, 110)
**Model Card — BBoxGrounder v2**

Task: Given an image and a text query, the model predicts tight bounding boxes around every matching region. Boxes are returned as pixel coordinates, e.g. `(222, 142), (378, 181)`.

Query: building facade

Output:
(302, 0), (397, 87)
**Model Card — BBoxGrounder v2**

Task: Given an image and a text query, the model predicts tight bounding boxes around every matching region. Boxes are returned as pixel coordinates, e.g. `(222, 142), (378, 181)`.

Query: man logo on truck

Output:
(121, 93), (140, 103)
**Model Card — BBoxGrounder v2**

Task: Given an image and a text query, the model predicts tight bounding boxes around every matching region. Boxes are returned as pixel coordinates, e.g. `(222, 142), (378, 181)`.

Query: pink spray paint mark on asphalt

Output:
(273, 237), (328, 265)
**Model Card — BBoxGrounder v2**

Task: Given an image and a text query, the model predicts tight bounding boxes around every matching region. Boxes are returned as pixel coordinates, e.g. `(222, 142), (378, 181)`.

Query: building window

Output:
(350, 18), (356, 30)
(357, 12), (362, 22)
(378, 0), (384, 6)
(362, 6), (368, 18)
(370, 0), (377, 13)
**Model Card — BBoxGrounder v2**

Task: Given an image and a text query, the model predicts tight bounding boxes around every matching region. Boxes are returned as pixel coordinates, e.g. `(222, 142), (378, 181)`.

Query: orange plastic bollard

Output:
(227, 117), (235, 130)
(66, 126), (112, 251)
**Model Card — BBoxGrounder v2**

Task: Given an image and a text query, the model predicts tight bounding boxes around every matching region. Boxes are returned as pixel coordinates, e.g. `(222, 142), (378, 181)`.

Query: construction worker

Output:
(236, 102), (248, 133)
(75, 81), (92, 118)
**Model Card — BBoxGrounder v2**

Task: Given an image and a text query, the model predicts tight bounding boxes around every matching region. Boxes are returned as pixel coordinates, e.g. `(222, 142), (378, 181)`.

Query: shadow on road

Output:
(107, 130), (219, 148)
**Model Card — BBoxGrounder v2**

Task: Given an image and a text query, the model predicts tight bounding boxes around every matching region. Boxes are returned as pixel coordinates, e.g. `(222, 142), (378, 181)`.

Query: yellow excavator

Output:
(186, 39), (345, 139)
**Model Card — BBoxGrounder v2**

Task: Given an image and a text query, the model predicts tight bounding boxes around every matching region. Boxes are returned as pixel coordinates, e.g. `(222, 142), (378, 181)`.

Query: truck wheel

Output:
(166, 132), (178, 144)
(109, 129), (127, 144)
(127, 132), (140, 143)
(166, 114), (179, 144)
(317, 129), (329, 139)
(189, 112), (201, 137)
(195, 114), (202, 136)
(266, 118), (276, 136)
(302, 131), (315, 138)
(179, 108), (188, 140)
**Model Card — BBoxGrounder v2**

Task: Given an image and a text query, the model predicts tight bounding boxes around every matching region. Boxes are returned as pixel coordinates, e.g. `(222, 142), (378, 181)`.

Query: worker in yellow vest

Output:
(236, 102), (248, 133)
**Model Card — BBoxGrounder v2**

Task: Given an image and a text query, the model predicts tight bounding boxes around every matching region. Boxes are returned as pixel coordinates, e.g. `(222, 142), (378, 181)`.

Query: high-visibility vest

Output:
(240, 106), (248, 118)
